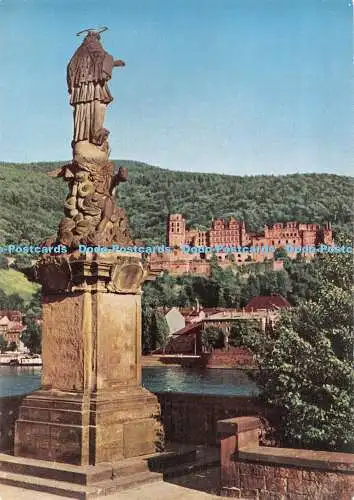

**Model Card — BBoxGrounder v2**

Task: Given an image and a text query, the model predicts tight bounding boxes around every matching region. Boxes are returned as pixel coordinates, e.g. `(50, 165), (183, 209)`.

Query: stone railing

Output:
(155, 392), (276, 445)
(0, 393), (267, 452)
(217, 416), (354, 500)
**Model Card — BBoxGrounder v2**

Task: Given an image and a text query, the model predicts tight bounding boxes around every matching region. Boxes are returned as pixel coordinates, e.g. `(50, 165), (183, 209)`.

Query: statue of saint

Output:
(44, 27), (132, 251)
(67, 28), (125, 146)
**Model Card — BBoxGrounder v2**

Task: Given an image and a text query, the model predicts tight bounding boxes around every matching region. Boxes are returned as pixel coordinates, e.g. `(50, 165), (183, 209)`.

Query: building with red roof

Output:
(244, 294), (291, 313)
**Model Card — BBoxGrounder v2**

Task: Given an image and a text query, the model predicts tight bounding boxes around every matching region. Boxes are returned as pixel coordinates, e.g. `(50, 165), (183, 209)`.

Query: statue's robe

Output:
(67, 35), (115, 143)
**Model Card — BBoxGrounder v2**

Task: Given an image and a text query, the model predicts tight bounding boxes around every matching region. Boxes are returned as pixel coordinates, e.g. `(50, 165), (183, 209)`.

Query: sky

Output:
(0, 0), (352, 176)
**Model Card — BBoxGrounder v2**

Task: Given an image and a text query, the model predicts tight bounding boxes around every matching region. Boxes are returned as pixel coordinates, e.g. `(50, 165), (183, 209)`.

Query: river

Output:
(0, 365), (258, 397)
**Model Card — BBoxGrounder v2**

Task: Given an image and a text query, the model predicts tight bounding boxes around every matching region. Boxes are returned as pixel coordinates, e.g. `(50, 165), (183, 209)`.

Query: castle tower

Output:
(167, 214), (186, 247)
(322, 221), (333, 245)
(240, 220), (247, 245)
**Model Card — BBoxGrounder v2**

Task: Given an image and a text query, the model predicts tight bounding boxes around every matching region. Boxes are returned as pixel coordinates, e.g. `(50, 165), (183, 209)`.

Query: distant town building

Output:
(244, 294), (291, 313)
(148, 214), (332, 276)
(0, 310), (23, 323)
(164, 307), (185, 335)
(156, 302), (290, 359)
(0, 312), (26, 348)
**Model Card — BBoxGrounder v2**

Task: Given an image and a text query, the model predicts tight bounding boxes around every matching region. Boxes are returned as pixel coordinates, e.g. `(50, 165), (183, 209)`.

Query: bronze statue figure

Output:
(67, 28), (125, 146)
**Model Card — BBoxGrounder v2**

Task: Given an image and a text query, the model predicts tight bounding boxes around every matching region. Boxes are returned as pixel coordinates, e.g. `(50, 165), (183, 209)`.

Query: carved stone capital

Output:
(35, 252), (146, 294)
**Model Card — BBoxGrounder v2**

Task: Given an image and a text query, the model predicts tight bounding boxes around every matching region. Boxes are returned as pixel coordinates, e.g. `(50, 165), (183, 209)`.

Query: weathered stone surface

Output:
(219, 416), (354, 500)
(15, 252), (161, 466)
(220, 486), (242, 498)
(240, 489), (259, 499)
(13, 29), (161, 487)
(264, 473), (287, 495)
(259, 491), (284, 500)
(123, 419), (158, 457)
(35, 252), (145, 295)
(240, 472), (265, 491)
(15, 387), (160, 465)
(220, 438), (239, 487)
(239, 463), (265, 477)
(41, 293), (85, 391)
(95, 293), (139, 389)
(73, 140), (109, 169)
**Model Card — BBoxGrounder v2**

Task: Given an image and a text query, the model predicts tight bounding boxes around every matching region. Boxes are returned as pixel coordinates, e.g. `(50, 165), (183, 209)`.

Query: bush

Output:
(7, 341), (17, 352)
(252, 236), (354, 452)
(201, 326), (225, 351)
(0, 335), (7, 353)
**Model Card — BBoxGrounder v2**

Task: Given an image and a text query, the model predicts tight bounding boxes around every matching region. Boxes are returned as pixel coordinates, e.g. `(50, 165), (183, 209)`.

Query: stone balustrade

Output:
(155, 392), (271, 445)
(217, 416), (354, 500)
(1, 393), (265, 452)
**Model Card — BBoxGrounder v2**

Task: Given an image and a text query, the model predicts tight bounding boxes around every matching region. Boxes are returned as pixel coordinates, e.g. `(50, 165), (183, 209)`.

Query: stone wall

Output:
(218, 416), (354, 500)
(0, 395), (24, 453)
(202, 347), (255, 368)
(156, 392), (271, 445)
(0, 393), (271, 452)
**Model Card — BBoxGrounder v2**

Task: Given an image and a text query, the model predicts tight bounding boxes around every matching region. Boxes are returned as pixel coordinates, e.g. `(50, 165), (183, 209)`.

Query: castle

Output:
(148, 214), (333, 276)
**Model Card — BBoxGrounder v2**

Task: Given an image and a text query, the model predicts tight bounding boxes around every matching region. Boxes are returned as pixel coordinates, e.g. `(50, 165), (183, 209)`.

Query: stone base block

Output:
(14, 387), (161, 466)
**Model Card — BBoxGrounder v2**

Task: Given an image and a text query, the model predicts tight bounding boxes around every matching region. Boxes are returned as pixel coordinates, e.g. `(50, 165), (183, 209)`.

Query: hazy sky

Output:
(0, 0), (352, 175)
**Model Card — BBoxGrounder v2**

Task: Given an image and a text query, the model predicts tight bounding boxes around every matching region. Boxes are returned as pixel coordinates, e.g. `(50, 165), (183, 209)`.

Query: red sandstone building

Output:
(148, 214), (332, 276)
(0, 310), (26, 348)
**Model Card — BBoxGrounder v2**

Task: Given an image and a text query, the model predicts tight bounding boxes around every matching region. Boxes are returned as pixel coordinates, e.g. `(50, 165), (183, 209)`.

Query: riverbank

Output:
(0, 353), (42, 366)
(142, 354), (255, 370)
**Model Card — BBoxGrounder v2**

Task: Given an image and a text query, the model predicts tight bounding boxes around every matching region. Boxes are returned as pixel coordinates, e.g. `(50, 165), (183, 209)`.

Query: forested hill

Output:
(0, 160), (352, 245)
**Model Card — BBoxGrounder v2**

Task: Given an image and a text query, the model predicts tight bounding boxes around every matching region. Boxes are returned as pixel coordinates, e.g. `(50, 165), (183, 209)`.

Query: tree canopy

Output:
(0, 161), (352, 245)
(249, 236), (354, 452)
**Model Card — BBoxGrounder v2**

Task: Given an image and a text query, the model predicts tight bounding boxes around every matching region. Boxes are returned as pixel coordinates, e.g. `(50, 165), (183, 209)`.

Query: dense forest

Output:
(0, 161), (352, 246)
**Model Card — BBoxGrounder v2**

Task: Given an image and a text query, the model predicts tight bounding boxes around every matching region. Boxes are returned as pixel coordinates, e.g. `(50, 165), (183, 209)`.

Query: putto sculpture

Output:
(48, 27), (131, 250)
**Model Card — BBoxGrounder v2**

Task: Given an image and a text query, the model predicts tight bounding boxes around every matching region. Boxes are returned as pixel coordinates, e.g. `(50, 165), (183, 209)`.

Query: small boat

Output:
(9, 355), (43, 366)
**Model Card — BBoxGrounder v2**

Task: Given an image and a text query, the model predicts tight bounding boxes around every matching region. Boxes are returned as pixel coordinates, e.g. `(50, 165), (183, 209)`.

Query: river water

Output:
(0, 366), (258, 397)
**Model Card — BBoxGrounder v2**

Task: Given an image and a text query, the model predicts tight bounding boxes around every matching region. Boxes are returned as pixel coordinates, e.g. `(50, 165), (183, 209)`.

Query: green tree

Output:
(12, 254), (34, 272)
(274, 247), (288, 260)
(229, 320), (261, 349)
(24, 289), (41, 320)
(8, 341), (17, 352)
(242, 274), (261, 305)
(0, 255), (9, 269)
(152, 310), (170, 353)
(0, 162), (353, 244)
(201, 326), (225, 351)
(21, 319), (42, 354)
(142, 305), (155, 354)
(3, 293), (25, 311)
(0, 335), (7, 353)
(253, 237), (354, 452)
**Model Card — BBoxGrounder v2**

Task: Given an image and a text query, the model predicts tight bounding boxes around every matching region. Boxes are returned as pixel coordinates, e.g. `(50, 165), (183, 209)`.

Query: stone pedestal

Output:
(14, 252), (161, 465)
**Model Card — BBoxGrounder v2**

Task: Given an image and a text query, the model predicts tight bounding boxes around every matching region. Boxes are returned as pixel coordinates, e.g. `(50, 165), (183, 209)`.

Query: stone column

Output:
(14, 251), (161, 465)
